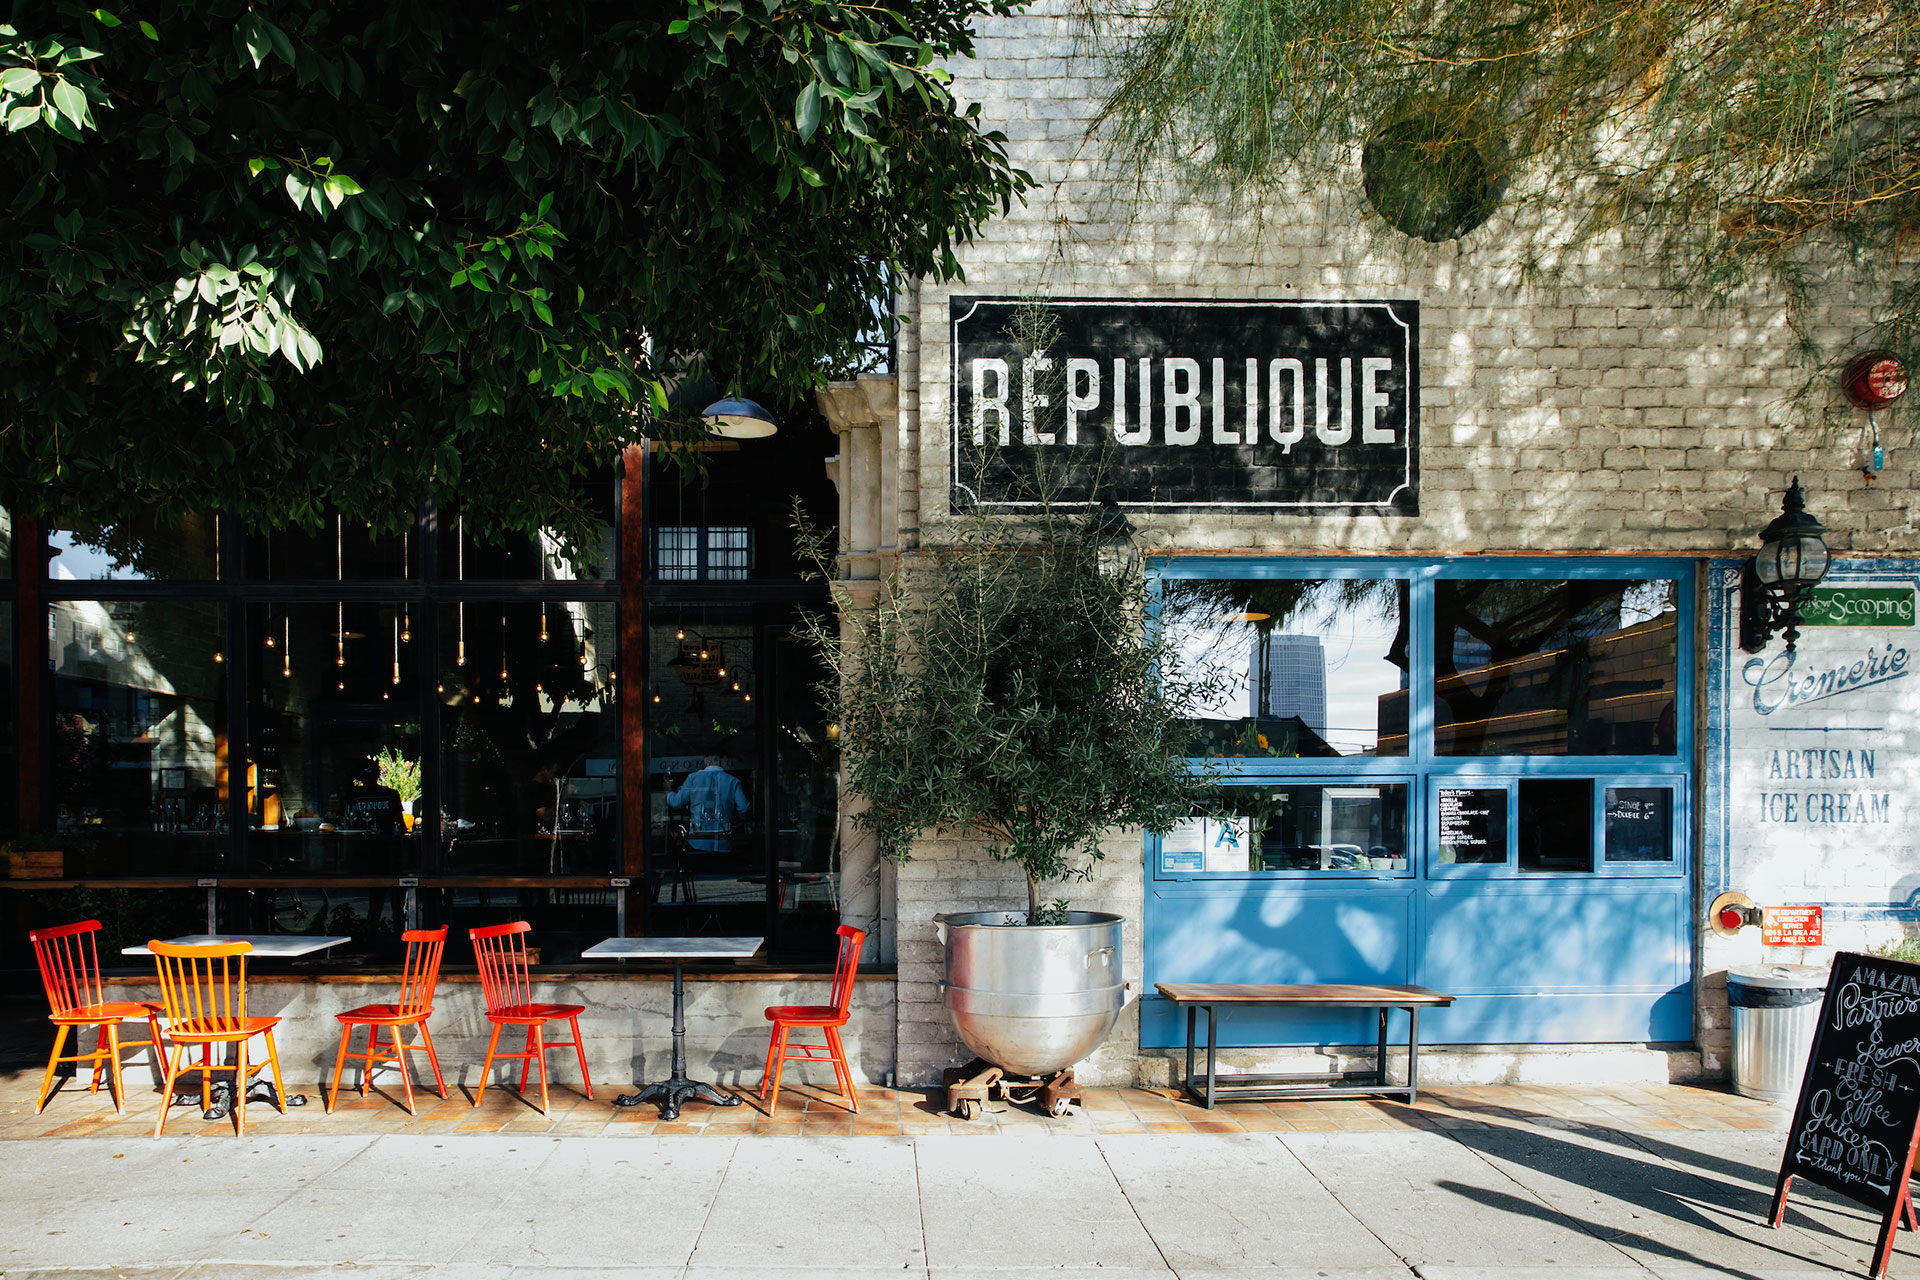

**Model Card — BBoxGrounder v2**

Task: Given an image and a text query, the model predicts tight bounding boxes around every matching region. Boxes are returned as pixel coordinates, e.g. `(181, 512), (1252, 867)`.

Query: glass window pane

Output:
(1434, 578), (1679, 756)
(233, 886), (408, 963)
(50, 512), (220, 580)
(49, 600), (228, 873)
(437, 483), (616, 581)
(1605, 787), (1674, 863)
(438, 601), (619, 875)
(1164, 578), (1409, 758)
(433, 887), (616, 965)
(1518, 778), (1593, 873)
(771, 620), (840, 955)
(245, 515), (413, 580)
(13, 888), (206, 963)
(1437, 786), (1507, 865)
(646, 608), (764, 936)
(1171, 784), (1410, 874)
(0, 602), (12, 839)
(247, 602), (422, 874)
(0, 505), (12, 578)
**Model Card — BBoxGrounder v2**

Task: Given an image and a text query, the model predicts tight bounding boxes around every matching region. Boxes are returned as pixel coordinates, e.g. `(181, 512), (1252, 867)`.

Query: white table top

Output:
(121, 934), (352, 957)
(581, 936), (764, 961)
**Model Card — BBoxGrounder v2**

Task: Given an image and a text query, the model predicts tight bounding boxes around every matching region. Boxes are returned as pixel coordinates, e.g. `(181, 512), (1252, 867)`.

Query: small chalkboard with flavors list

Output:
(1769, 952), (1920, 1277)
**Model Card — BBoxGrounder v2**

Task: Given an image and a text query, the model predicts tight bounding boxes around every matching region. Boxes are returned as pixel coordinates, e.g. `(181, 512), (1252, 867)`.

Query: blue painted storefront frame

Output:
(1143, 557), (1696, 1049)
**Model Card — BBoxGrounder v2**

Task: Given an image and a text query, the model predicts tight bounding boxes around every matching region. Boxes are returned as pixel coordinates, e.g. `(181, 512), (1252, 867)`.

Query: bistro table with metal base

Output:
(584, 936), (764, 1121)
(123, 935), (343, 1119)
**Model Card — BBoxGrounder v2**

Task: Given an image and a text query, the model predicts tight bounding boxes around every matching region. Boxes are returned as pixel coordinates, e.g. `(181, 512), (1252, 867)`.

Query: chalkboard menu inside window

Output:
(1770, 952), (1920, 1275)
(341, 793), (402, 833)
(1437, 787), (1506, 864)
(1604, 787), (1672, 863)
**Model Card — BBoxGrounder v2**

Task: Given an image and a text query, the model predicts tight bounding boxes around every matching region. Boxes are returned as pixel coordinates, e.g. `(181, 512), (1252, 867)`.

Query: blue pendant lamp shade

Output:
(701, 395), (778, 438)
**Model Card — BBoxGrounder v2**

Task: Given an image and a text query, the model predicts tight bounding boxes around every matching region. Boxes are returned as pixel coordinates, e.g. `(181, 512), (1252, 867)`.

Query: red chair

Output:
(469, 922), (592, 1115)
(760, 924), (865, 1116)
(29, 919), (166, 1115)
(326, 926), (448, 1115)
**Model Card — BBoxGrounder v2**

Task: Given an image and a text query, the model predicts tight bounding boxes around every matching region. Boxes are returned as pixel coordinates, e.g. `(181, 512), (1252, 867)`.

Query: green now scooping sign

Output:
(1798, 586), (1917, 628)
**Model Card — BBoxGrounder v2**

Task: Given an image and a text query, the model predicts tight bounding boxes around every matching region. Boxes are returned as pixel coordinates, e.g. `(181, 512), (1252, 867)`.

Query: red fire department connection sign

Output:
(1764, 907), (1823, 946)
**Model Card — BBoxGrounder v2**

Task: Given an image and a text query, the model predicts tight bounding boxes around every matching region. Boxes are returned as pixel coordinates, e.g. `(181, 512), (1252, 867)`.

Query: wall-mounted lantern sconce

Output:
(1739, 477), (1830, 655)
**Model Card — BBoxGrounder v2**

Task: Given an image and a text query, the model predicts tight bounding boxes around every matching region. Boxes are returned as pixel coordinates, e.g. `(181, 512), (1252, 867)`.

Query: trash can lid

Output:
(1727, 963), (1829, 990)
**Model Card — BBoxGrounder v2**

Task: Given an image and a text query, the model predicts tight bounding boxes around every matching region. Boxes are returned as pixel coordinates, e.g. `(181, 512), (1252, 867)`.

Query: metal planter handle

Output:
(1085, 945), (1116, 969)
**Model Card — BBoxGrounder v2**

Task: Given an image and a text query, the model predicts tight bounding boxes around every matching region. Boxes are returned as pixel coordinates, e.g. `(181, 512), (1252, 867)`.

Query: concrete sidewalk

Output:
(4, 1078), (1918, 1279)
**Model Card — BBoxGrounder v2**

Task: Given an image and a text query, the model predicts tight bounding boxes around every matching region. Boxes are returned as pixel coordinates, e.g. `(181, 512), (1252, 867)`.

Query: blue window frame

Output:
(1144, 557), (1694, 1048)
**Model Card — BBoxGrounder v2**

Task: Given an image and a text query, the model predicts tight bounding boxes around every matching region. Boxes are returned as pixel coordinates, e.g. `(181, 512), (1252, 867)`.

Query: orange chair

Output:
(326, 926), (448, 1115)
(149, 939), (287, 1138)
(29, 919), (166, 1115)
(760, 924), (865, 1116)
(469, 922), (592, 1115)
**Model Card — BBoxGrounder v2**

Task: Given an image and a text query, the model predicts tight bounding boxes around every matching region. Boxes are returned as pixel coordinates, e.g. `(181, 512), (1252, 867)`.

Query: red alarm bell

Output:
(1843, 350), (1908, 409)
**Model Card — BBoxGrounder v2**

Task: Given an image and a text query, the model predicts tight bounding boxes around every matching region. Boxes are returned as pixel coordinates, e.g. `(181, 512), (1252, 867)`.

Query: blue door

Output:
(1142, 560), (1694, 1049)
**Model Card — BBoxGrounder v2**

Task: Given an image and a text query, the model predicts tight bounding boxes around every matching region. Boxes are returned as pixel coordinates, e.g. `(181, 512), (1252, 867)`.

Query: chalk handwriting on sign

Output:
(949, 298), (1419, 513)
(1776, 954), (1920, 1218)
(1603, 787), (1673, 863)
(1765, 907), (1824, 947)
(1438, 788), (1506, 864)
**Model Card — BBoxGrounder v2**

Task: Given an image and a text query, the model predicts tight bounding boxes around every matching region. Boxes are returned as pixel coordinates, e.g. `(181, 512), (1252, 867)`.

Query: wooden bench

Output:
(1155, 982), (1456, 1108)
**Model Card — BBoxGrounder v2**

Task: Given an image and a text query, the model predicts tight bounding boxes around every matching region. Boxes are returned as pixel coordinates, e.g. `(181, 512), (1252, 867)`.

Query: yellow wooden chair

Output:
(149, 939), (288, 1137)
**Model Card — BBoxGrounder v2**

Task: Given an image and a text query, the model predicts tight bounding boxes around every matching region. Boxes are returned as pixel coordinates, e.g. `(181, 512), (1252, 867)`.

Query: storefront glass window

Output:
(1167, 784), (1412, 874)
(1162, 577), (1409, 758)
(1434, 578), (1678, 756)
(1517, 778), (1593, 872)
(0, 602), (14, 837)
(246, 602), (421, 874)
(50, 512), (220, 580)
(245, 515), (413, 580)
(0, 505), (12, 577)
(48, 599), (227, 874)
(437, 601), (619, 875)
(436, 484), (616, 581)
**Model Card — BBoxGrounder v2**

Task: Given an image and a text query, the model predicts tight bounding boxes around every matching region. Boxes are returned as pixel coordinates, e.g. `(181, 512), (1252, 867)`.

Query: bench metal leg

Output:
(1375, 1007), (1389, 1087)
(1407, 1007), (1421, 1104)
(1185, 1005), (1196, 1102)
(1204, 1004), (1218, 1110)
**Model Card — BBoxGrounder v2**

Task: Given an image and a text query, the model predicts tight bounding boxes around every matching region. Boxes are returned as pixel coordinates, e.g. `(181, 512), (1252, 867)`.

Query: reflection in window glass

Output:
(1173, 785), (1410, 873)
(437, 484), (616, 581)
(1518, 778), (1593, 873)
(646, 609), (763, 935)
(1163, 578), (1408, 758)
(434, 887), (615, 966)
(237, 887), (407, 962)
(438, 601), (619, 875)
(245, 514), (412, 580)
(1434, 578), (1678, 756)
(653, 526), (752, 580)
(51, 512), (220, 580)
(0, 505), (11, 578)
(247, 603), (421, 874)
(48, 600), (227, 873)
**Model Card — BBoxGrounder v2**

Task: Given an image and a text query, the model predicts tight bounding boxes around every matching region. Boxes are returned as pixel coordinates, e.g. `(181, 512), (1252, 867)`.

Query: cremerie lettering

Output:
(1743, 642), (1909, 716)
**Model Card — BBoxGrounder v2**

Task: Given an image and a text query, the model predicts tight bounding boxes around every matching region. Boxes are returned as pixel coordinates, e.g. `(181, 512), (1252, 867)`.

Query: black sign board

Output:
(1770, 953), (1920, 1276)
(341, 793), (401, 833)
(1603, 787), (1672, 863)
(1437, 788), (1506, 864)
(949, 297), (1419, 514)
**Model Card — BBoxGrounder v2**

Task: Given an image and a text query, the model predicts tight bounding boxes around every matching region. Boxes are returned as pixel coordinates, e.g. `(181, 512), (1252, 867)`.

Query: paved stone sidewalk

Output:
(5, 1070), (1918, 1279)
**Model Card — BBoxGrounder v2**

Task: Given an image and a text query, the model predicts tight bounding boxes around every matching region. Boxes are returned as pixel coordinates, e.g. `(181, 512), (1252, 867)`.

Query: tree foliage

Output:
(807, 303), (1225, 918)
(0, 0), (1029, 553)
(1083, 0), (1920, 360)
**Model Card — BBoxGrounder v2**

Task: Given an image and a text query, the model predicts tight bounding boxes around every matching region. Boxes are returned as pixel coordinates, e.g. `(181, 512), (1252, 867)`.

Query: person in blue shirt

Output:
(667, 757), (751, 853)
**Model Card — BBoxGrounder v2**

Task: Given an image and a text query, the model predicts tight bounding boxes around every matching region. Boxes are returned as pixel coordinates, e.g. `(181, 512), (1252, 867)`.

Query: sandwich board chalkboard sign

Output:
(1769, 952), (1920, 1276)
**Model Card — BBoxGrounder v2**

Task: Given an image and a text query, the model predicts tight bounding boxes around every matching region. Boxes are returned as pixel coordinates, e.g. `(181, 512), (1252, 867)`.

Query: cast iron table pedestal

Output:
(584, 936), (764, 1122)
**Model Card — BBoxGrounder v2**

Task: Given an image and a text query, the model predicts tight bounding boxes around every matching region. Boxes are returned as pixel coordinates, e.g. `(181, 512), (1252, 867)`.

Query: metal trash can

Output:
(1727, 963), (1829, 1103)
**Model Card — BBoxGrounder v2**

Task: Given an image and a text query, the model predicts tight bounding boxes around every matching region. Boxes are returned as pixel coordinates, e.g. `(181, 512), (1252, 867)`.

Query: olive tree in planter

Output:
(802, 380), (1230, 1078)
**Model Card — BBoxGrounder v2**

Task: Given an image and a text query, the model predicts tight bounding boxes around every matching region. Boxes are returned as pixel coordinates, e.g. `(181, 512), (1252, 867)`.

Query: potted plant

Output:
(372, 748), (423, 827)
(807, 302), (1227, 1082)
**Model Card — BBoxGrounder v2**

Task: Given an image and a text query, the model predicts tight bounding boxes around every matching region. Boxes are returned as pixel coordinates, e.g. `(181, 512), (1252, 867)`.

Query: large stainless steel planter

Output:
(935, 910), (1126, 1076)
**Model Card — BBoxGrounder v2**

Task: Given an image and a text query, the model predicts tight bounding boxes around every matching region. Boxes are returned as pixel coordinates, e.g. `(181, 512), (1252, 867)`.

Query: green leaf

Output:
(91, 9), (122, 27)
(4, 105), (36, 132)
(795, 80), (821, 142)
(137, 19), (157, 39)
(667, 19), (690, 34)
(0, 67), (39, 95)
(50, 78), (88, 129)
